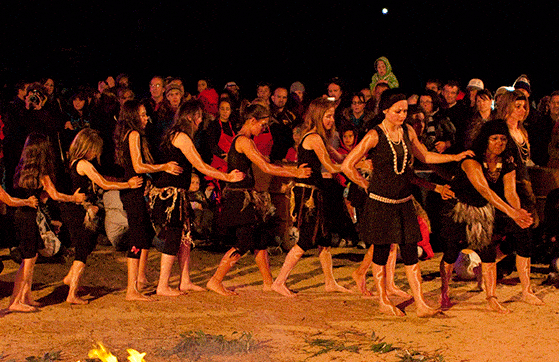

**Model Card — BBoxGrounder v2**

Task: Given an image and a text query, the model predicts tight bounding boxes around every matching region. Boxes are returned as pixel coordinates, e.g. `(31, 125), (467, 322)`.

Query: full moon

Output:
(382, 8), (388, 14)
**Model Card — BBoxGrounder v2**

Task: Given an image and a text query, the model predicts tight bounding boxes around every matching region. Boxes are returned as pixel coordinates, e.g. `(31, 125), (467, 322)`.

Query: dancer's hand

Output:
(435, 184), (455, 200)
(452, 150), (475, 161)
(295, 164), (312, 178)
(26, 196), (39, 208)
(127, 176), (143, 189)
(164, 161), (183, 175)
(227, 169), (245, 182)
(511, 208), (533, 229)
(73, 188), (86, 203)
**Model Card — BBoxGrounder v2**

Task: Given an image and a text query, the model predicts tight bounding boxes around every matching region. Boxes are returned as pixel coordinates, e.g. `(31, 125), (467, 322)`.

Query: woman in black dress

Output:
(9, 133), (85, 312)
(114, 100), (183, 301)
(149, 100), (244, 297)
(63, 128), (142, 304)
(206, 104), (310, 296)
(272, 97), (353, 297)
(439, 120), (535, 313)
(342, 89), (473, 317)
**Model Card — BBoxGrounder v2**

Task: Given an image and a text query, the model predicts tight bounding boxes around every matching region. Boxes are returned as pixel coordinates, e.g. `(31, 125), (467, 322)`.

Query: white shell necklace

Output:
(380, 121), (408, 175)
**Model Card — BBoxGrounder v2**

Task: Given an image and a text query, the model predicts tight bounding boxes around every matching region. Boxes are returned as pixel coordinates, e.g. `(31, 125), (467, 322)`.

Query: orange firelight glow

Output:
(86, 343), (147, 362)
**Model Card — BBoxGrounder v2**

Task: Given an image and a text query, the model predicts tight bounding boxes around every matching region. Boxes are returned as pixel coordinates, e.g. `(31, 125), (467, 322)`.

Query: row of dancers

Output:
(4, 89), (544, 316)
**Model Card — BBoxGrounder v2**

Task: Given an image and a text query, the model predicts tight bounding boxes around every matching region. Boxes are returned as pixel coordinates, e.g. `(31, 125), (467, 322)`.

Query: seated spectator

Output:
(283, 126), (302, 163)
(341, 92), (374, 141)
(188, 173), (214, 242)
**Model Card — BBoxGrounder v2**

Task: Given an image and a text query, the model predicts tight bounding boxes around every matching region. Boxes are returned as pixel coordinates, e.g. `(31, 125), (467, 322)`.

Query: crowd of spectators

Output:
(1, 57), (558, 269)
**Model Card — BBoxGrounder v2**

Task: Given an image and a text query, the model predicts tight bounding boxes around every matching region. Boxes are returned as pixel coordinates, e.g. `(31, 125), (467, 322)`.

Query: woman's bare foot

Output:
(66, 295), (89, 305)
(440, 293), (454, 310)
(387, 285), (412, 299)
(24, 296), (42, 307)
(271, 282), (296, 297)
(63, 273), (72, 286)
(8, 301), (38, 313)
(179, 282), (206, 292)
(521, 291), (544, 305)
(325, 281), (354, 294)
(156, 286), (184, 297)
(126, 289), (152, 301)
(352, 270), (372, 296)
(487, 296), (510, 314)
(136, 279), (150, 292)
(378, 301), (405, 316)
(416, 305), (443, 318)
(206, 277), (237, 296)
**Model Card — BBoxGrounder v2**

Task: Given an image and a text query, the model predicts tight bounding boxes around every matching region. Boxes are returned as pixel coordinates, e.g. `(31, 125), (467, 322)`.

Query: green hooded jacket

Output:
(369, 56), (399, 91)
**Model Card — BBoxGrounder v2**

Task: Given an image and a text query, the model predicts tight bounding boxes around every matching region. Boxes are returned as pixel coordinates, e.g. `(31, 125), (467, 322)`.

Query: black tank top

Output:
(70, 160), (95, 201)
(154, 137), (193, 190)
(297, 132), (323, 188)
(227, 135), (254, 189)
(122, 131), (141, 180)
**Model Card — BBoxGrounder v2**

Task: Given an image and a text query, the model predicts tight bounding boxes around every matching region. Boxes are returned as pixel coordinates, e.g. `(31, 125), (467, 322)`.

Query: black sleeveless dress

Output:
(217, 135), (269, 253)
(14, 187), (43, 259)
(359, 125), (421, 246)
(148, 139), (194, 255)
(119, 131), (155, 258)
(219, 135), (258, 228)
(59, 160), (98, 263)
(289, 132), (329, 251)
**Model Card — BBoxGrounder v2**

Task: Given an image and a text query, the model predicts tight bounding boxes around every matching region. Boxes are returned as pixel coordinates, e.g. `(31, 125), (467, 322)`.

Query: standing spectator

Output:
(270, 87), (298, 162)
(546, 91), (559, 168)
(418, 90), (455, 153)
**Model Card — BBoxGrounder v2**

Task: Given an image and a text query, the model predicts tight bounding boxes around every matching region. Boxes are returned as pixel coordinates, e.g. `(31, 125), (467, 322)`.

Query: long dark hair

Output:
(114, 100), (154, 166)
(161, 99), (203, 151)
(14, 132), (56, 190)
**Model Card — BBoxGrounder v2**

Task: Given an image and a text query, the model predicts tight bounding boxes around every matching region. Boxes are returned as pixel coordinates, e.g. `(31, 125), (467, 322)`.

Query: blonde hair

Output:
(69, 128), (103, 165)
(300, 97), (336, 144)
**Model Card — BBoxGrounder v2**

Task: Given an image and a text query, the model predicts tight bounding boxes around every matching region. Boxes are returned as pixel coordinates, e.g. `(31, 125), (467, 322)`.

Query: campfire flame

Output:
(126, 349), (147, 362)
(87, 343), (147, 362)
(88, 343), (118, 362)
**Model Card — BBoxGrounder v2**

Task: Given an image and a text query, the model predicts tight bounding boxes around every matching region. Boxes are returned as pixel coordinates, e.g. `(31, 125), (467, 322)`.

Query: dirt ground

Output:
(1, 243), (559, 362)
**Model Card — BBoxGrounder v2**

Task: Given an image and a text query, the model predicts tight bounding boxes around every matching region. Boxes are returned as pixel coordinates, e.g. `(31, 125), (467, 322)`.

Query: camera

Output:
(29, 89), (45, 106)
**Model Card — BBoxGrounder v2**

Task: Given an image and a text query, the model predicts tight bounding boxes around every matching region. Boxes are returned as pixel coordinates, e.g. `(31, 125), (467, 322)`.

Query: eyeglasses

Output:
(150, 84), (162, 88)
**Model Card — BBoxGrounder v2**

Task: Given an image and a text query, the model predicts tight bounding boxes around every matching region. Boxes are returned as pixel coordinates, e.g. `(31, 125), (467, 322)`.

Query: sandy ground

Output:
(1, 244), (559, 362)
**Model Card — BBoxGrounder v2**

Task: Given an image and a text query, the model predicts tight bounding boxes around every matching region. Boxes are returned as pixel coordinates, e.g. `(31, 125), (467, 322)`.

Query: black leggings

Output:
(373, 243), (418, 266)
(121, 188), (154, 259)
(60, 203), (97, 263)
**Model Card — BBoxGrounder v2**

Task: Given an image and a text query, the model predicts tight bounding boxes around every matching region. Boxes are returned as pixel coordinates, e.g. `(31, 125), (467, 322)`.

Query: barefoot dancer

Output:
(63, 128), (143, 304)
(114, 100), (183, 301)
(9, 133), (85, 312)
(342, 89), (472, 317)
(496, 90), (545, 305)
(207, 104), (310, 296)
(352, 177), (454, 298)
(439, 120), (535, 312)
(272, 97), (354, 297)
(148, 100), (244, 297)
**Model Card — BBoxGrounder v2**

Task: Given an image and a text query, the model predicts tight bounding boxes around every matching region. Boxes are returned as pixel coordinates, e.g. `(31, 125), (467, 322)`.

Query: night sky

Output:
(2, 2), (559, 99)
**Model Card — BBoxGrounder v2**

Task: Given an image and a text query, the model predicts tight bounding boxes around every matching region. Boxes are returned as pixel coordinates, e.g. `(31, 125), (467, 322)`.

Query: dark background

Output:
(2, 2), (559, 100)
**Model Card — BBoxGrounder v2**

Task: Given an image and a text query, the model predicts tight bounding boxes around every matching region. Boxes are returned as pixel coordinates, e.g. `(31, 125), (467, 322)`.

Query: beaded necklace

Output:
(380, 122), (408, 175)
